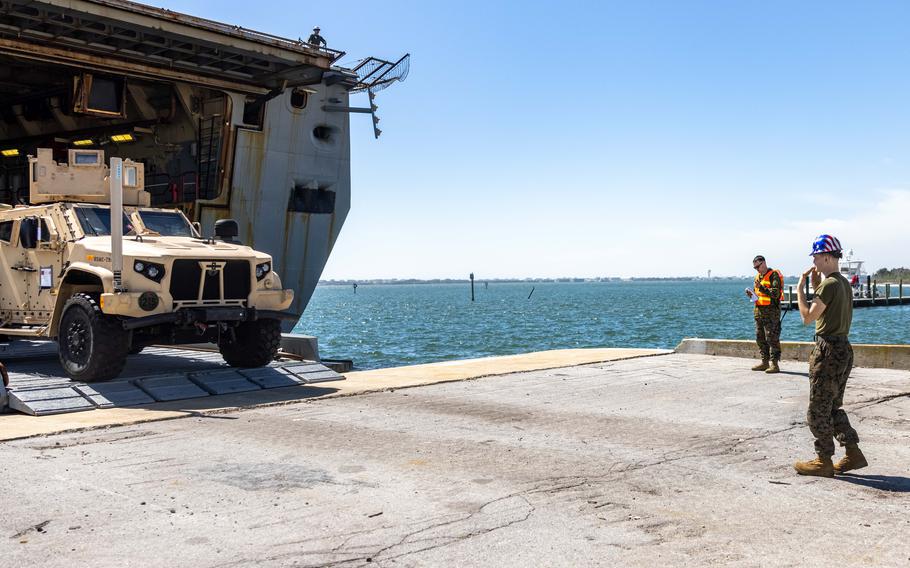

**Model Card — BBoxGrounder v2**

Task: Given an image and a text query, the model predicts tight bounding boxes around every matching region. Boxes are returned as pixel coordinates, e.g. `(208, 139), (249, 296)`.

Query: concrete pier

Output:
(676, 338), (910, 370)
(1, 350), (908, 567)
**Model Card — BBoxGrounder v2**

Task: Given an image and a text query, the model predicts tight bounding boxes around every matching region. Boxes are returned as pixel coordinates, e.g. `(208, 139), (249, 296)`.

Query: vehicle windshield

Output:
(73, 207), (134, 236)
(138, 210), (195, 237)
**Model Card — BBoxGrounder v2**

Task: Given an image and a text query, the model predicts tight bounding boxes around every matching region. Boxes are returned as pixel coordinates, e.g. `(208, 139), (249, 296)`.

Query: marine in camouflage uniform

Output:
(754, 278), (782, 360)
(750, 256), (782, 372)
(808, 333), (859, 458)
(794, 234), (866, 477)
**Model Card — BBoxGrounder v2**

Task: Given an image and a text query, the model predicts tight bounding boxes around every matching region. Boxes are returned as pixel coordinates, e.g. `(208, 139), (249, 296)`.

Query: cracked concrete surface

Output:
(1, 353), (909, 567)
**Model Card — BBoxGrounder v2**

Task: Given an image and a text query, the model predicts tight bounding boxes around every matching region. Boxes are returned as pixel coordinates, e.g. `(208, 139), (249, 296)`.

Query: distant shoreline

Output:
(318, 277), (754, 286)
(318, 277), (909, 286)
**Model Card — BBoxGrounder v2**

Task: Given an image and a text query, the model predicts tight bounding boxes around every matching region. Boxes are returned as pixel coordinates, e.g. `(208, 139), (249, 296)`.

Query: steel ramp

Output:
(7, 382), (97, 416)
(2, 344), (344, 416)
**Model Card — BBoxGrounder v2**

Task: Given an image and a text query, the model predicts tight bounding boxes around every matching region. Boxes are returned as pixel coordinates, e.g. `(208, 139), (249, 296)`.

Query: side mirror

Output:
(214, 219), (239, 242)
(19, 218), (38, 249)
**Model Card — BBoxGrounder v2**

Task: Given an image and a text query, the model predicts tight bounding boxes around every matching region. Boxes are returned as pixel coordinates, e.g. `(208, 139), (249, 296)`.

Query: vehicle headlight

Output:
(256, 262), (271, 281)
(133, 260), (165, 283)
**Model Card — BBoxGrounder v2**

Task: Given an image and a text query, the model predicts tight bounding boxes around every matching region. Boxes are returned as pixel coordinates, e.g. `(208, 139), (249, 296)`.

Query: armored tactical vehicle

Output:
(0, 148), (294, 381)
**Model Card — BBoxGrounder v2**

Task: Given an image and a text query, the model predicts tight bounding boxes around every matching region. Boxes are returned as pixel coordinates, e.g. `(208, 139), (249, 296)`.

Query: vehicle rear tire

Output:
(218, 318), (281, 368)
(57, 294), (129, 382)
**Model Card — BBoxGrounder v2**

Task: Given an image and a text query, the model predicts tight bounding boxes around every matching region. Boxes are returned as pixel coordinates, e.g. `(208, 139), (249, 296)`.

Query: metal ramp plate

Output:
(238, 366), (306, 388)
(73, 381), (156, 408)
(8, 386), (96, 416)
(280, 362), (344, 383)
(133, 374), (210, 402)
(189, 369), (262, 395)
(1, 346), (345, 416)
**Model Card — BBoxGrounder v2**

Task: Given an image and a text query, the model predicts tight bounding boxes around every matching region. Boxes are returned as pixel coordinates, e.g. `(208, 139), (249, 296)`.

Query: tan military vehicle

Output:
(0, 148), (295, 382)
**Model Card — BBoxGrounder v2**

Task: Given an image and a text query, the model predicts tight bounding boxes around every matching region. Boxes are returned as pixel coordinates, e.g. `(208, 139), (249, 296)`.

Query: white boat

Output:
(839, 249), (876, 297)
(839, 249), (867, 282)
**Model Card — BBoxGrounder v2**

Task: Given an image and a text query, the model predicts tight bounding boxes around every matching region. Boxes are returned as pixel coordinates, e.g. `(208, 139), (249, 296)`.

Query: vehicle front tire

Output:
(57, 294), (129, 382)
(218, 318), (281, 368)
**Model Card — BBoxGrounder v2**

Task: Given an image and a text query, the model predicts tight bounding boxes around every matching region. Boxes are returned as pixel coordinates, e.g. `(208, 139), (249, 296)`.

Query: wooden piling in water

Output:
(470, 273), (475, 302)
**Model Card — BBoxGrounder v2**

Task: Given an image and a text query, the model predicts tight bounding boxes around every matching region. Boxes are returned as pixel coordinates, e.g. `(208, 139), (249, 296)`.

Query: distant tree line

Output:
(873, 267), (910, 281)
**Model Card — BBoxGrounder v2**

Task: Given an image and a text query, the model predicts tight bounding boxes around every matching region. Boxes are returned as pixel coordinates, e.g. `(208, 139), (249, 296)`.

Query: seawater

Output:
(294, 280), (910, 370)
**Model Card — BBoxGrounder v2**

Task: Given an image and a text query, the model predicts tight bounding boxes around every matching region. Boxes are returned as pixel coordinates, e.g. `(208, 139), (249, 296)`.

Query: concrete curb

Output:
(0, 348), (667, 441)
(675, 338), (910, 370)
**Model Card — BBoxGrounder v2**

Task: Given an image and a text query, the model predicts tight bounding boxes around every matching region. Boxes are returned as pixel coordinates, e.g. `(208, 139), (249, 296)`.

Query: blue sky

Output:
(168, 1), (910, 278)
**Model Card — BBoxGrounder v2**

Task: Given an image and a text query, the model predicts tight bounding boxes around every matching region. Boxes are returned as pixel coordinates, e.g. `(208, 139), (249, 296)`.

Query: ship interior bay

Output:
(0, 54), (230, 210)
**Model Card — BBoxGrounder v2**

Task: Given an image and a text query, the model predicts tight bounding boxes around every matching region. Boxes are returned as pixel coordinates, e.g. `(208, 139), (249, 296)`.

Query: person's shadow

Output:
(836, 473), (910, 492)
(777, 370), (809, 377)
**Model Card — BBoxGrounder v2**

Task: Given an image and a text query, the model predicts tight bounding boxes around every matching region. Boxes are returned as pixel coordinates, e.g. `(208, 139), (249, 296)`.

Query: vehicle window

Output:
(0, 220), (12, 242)
(39, 219), (50, 242)
(138, 210), (195, 237)
(74, 207), (133, 236)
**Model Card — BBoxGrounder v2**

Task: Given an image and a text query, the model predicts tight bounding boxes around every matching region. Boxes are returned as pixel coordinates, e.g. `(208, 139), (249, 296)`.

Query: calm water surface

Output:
(294, 280), (910, 370)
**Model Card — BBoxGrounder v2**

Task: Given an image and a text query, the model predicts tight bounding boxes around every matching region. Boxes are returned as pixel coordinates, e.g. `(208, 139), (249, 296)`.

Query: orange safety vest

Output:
(754, 269), (784, 306)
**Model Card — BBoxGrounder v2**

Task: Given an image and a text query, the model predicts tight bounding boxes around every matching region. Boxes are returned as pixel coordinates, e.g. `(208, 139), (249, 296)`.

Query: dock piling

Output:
(795, 276), (907, 309)
(470, 273), (475, 302)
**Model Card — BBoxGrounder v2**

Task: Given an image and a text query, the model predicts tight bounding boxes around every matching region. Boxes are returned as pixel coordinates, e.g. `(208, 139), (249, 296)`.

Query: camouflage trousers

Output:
(754, 311), (781, 362)
(807, 336), (859, 457)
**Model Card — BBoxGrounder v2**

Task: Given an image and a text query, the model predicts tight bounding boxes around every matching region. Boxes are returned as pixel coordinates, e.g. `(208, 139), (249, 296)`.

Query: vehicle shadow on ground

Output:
(836, 473), (910, 493)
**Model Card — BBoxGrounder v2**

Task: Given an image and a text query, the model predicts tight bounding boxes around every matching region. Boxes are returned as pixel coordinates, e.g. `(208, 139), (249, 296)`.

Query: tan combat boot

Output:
(751, 360), (770, 371)
(765, 360), (780, 374)
(794, 455), (835, 477)
(833, 444), (868, 474)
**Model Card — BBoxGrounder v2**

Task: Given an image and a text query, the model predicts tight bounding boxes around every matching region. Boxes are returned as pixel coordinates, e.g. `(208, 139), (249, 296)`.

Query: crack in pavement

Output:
(849, 391), (910, 411)
(319, 425), (810, 566)
(9, 520), (50, 539)
(282, 494), (535, 568)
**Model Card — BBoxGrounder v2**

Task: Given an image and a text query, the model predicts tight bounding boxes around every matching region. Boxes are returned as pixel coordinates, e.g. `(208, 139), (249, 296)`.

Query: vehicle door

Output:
(23, 215), (64, 314)
(0, 218), (32, 318)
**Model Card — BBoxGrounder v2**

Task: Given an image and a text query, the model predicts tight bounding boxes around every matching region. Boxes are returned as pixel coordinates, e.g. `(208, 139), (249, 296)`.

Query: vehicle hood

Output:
(75, 236), (268, 260)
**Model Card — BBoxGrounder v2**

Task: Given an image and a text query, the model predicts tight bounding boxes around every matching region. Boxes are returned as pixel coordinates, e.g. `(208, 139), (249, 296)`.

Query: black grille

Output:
(169, 259), (251, 301)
